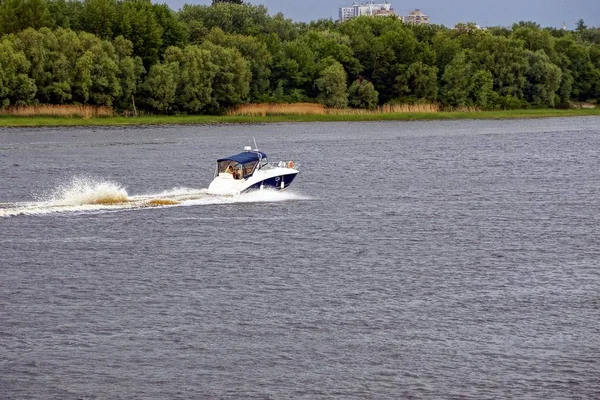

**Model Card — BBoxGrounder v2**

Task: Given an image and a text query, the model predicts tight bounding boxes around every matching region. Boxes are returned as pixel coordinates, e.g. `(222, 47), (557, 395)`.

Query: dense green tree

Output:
(73, 32), (121, 105)
(431, 30), (461, 73)
(187, 20), (208, 44)
(0, 40), (36, 106)
(440, 51), (494, 109)
(555, 35), (596, 100)
(141, 61), (178, 112)
(43, 28), (77, 103)
(511, 25), (555, 58)
(580, 28), (600, 45)
(271, 38), (317, 99)
(172, 45), (216, 112)
(589, 45), (600, 100)
(48, 0), (83, 30)
(12, 28), (59, 102)
(308, 18), (337, 32)
(407, 23), (445, 44)
(338, 16), (422, 103)
(179, 3), (269, 36)
(199, 41), (250, 113)
(152, 3), (188, 53)
(450, 23), (490, 49)
(115, 0), (163, 68)
(263, 12), (302, 41)
(348, 77), (378, 109)
(315, 60), (348, 108)
(544, 27), (569, 39)
(0, 0), (52, 35)
(589, 44), (600, 68)
(80, 0), (117, 39)
(524, 50), (562, 107)
(1, 0), (599, 113)
(556, 70), (574, 105)
(73, 50), (92, 102)
(514, 21), (541, 30)
(205, 28), (271, 101)
(8, 27), (128, 106)
(296, 30), (361, 76)
(474, 35), (529, 99)
(394, 61), (438, 102)
(486, 26), (511, 37)
(258, 33), (307, 102)
(113, 35), (144, 109)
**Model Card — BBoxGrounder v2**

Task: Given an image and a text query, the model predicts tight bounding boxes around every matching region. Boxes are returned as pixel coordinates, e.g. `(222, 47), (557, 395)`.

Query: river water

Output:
(1, 118), (599, 399)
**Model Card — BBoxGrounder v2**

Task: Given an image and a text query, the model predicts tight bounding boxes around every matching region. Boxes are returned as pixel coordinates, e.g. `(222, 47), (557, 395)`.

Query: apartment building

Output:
(339, 1), (396, 22)
(403, 9), (430, 25)
(339, 3), (430, 25)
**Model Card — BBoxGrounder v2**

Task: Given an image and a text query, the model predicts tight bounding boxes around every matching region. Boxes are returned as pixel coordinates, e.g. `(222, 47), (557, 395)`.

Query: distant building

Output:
(403, 9), (430, 25)
(339, 1), (397, 23)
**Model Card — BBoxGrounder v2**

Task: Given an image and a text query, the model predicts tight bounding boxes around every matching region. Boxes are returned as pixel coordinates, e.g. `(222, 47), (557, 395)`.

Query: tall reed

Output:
(0, 105), (115, 118)
(228, 103), (326, 116)
(380, 103), (440, 113)
(228, 102), (454, 116)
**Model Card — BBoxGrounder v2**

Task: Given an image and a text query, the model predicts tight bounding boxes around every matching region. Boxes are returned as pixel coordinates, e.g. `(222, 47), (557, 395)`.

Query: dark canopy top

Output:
(217, 151), (267, 164)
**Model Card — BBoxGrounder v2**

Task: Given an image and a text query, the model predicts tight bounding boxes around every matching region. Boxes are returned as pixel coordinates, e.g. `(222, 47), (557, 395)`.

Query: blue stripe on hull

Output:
(243, 173), (297, 193)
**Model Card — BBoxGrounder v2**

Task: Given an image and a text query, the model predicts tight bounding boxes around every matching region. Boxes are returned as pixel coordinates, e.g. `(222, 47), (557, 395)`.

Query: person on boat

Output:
(226, 165), (234, 175)
(233, 167), (241, 180)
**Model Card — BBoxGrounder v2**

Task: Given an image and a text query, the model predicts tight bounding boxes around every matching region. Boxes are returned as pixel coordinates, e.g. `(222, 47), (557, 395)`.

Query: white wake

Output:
(0, 177), (308, 218)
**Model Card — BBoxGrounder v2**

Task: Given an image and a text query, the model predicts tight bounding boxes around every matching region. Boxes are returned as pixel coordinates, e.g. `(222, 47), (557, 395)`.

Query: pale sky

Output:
(159, 0), (599, 29)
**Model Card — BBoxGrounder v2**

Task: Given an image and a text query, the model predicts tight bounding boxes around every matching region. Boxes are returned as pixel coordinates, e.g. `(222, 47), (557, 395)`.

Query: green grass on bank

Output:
(1, 108), (599, 127)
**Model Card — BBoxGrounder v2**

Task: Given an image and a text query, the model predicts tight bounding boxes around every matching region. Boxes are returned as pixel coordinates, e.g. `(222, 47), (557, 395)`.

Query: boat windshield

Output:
(242, 161), (258, 178)
(218, 160), (238, 174)
(217, 160), (258, 179)
(260, 156), (268, 168)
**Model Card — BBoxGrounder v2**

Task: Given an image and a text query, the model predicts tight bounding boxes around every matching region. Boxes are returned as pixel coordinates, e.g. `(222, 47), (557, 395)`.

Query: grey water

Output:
(1, 118), (600, 399)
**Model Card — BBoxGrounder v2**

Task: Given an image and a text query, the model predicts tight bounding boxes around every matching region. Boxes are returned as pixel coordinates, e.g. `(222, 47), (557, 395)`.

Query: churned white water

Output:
(0, 176), (309, 218)
(46, 176), (129, 206)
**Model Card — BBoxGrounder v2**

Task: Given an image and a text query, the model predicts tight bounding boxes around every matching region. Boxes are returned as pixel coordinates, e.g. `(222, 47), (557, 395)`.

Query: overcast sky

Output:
(159, 0), (599, 29)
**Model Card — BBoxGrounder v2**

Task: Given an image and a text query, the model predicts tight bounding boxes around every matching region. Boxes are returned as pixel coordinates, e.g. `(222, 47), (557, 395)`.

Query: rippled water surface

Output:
(1, 118), (600, 399)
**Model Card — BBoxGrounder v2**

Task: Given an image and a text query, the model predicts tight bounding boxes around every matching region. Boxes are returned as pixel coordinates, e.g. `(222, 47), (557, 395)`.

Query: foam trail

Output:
(0, 177), (133, 218)
(0, 177), (309, 218)
(231, 188), (311, 203)
(48, 177), (129, 206)
(132, 187), (210, 202)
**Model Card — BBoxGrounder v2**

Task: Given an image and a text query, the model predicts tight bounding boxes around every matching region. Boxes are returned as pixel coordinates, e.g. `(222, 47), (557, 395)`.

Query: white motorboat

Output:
(207, 146), (299, 195)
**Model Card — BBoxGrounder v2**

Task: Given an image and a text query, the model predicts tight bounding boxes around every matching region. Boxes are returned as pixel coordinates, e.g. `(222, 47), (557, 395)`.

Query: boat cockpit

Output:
(215, 148), (268, 180)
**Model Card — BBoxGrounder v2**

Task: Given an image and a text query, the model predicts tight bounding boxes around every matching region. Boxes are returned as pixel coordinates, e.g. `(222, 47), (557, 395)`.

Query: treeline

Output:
(0, 0), (599, 113)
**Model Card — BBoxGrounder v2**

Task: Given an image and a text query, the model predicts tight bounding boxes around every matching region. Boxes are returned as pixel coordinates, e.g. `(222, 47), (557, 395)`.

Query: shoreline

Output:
(1, 109), (599, 127)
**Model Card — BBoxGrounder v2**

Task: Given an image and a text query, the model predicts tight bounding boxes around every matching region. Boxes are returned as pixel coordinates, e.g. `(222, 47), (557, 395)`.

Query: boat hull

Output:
(245, 172), (297, 192)
(207, 168), (298, 196)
